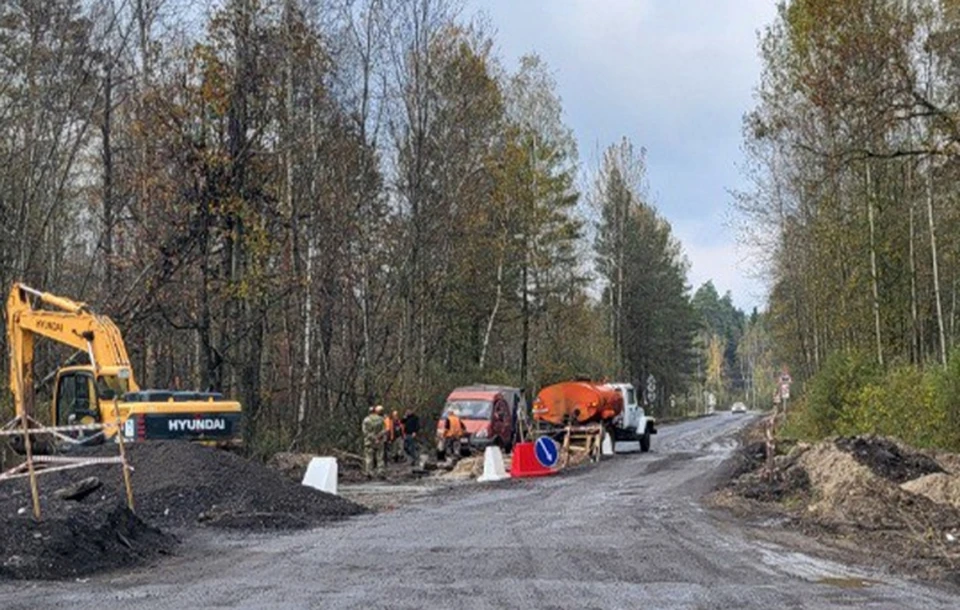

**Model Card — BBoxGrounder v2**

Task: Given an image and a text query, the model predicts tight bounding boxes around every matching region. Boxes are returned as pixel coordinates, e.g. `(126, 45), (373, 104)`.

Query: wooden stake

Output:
(19, 415), (41, 521)
(764, 408), (778, 480)
(113, 400), (135, 512)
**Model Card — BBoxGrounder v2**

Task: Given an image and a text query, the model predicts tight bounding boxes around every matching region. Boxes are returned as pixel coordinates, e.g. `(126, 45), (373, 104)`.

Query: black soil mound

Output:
(3, 443), (366, 531)
(835, 436), (944, 484)
(732, 467), (811, 503)
(0, 442), (365, 580)
(122, 442), (367, 528)
(0, 498), (175, 580)
(728, 440), (768, 480)
(725, 439), (810, 502)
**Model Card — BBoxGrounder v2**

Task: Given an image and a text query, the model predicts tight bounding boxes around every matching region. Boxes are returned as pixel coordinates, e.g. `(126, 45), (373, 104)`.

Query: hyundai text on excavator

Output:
(5, 283), (242, 447)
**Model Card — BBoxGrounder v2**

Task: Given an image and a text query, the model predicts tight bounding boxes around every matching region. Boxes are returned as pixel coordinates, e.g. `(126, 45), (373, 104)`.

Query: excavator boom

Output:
(7, 283), (138, 419)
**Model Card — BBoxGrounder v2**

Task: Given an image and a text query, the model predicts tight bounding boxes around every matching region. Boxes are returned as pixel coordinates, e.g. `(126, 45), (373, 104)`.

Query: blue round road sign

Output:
(534, 436), (559, 468)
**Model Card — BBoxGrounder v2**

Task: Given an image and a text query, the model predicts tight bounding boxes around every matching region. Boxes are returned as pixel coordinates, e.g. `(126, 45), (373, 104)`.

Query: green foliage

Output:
(786, 352), (879, 440)
(692, 281), (746, 396)
(785, 352), (960, 452)
(593, 139), (696, 408)
(932, 354), (960, 450)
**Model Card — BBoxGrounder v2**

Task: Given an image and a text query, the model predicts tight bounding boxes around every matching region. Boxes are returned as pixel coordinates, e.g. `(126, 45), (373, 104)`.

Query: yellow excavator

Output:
(5, 283), (242, 446)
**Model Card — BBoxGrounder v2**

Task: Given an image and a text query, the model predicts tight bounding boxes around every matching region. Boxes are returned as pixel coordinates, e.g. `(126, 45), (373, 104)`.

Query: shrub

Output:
(783, 351), (960, 453)
(801, 351), (880, 439)
(931, 352), (960, 451)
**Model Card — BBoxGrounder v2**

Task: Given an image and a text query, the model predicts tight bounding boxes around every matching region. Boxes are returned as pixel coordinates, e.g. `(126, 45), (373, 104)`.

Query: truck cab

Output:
(607, 382), (656, 452)
(436, 385), (526, 453)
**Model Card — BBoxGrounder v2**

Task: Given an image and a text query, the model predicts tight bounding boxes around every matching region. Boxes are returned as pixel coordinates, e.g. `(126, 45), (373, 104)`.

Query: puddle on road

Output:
(756, 543), (883, 589)
(816, 576), (879, 589)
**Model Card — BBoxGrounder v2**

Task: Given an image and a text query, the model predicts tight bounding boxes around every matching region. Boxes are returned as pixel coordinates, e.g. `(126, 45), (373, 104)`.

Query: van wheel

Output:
(639, 429), (651, 453)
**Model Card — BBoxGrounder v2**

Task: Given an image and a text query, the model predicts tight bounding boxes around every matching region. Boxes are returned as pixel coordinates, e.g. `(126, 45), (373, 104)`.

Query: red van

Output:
(436, 385), (525, 453)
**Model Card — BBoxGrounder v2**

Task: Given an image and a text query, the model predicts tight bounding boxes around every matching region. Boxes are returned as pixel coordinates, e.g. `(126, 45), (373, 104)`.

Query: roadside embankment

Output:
(712, 430), (960, 583)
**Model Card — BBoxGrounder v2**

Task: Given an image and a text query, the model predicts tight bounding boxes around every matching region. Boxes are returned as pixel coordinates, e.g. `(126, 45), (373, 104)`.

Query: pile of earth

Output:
(0, 491), (175, 580)
(717, 433), (960, 581)
(0, 441), (368, 579)
(120, 442), (367, 528)
(443, 454), (486, 480)
(267, 451), (319, 483)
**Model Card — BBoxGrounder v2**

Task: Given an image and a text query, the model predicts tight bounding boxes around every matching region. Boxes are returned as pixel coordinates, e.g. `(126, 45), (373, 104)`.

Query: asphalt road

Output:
(3, 413), (958, 609)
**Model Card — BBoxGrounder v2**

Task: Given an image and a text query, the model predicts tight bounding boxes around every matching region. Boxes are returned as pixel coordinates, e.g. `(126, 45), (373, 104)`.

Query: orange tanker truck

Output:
(533, 380), (656, 452)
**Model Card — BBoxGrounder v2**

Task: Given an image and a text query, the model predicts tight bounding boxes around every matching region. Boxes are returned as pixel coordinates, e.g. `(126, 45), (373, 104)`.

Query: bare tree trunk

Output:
(297, 242), (314, 434)
(479, 244), (504, 370)
(908, 166), (920, 363)
(866, 163), (883, 367)
(521, 254), (529, 387)
(616, 192), (625, 376)
(926, 161), (947, 366)
(522, 127), (539, 389)
(101, 58), (115, 289)
(951, 275), (957, 351)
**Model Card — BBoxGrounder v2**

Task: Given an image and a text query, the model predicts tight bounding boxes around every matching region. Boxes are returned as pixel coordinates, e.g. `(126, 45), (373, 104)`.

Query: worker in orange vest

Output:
(382, 410), (394, 466)
(438, 408), (467, 460)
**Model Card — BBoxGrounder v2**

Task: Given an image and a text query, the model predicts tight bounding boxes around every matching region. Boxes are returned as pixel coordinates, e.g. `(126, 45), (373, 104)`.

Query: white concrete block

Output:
(302, 457), (338, 495)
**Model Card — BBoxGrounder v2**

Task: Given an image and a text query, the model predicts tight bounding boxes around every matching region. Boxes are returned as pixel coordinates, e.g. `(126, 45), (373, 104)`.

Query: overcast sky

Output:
(466, 0), (777, 312)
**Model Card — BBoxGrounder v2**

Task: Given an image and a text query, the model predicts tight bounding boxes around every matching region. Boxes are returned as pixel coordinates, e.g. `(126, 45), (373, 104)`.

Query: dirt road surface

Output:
(3, 414), (957, 609)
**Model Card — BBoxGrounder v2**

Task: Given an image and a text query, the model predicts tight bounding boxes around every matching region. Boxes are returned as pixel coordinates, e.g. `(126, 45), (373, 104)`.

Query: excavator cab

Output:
(54, 368), (98, 427)
(53, 366), (132, 424)
(51, 366), (124, 444)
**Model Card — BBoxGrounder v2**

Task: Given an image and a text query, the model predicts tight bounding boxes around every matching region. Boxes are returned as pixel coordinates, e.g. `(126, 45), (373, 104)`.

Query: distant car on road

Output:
(730, 402), (747, 414)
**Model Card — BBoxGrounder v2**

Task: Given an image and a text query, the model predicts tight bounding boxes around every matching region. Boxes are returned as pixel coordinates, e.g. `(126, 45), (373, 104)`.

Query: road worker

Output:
(438, 408), (467, 460)
(382, 409), (393, 465)
(362, 405), (386, 478)
(390, 409), (405, 462)
(402, 409), (421, 465)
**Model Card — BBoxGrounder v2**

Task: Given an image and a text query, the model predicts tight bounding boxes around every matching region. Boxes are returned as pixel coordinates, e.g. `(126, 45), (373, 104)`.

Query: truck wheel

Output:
(639, 429), (651, 453)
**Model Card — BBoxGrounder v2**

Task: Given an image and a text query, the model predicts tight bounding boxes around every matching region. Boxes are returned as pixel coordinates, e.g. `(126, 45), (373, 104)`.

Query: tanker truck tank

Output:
(532, 381), (624, 425)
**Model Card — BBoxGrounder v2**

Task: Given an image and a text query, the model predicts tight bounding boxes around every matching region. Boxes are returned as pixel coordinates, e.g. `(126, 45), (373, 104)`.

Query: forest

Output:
(0, 0), (755, 455)
(739, 0), (960, 450)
